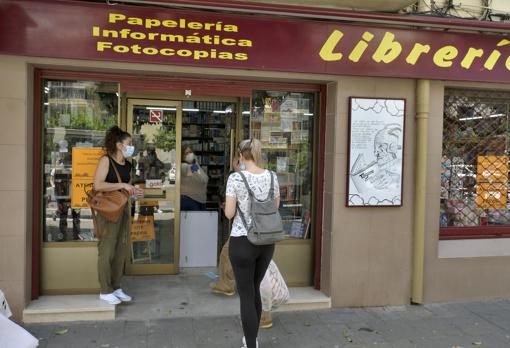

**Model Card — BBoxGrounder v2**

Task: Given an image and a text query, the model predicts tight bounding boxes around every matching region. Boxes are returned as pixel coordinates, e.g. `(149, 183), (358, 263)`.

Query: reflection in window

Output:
(42, 80), (119, 242)
(251, 90), (316, 239)
(440, 89), (510, 232)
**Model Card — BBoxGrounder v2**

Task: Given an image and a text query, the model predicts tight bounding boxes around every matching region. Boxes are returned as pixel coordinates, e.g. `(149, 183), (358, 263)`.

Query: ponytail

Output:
(104, 126), (131, 156)
(238, 138), (264, 168)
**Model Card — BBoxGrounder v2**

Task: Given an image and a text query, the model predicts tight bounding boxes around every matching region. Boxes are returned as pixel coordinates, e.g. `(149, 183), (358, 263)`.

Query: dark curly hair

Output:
(104, 126), (131, 156)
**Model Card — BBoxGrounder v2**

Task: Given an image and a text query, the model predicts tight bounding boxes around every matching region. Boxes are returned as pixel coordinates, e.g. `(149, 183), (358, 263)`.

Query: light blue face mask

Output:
(239, 161), (246, 171)
(122, 145), (135, 158)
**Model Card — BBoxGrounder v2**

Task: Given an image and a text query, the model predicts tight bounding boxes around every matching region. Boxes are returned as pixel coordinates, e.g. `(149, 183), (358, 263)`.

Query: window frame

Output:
(32, 68), (326, 297)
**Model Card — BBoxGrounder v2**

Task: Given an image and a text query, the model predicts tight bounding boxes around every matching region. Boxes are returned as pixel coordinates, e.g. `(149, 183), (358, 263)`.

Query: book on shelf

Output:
(286, 212), (311, 239)
(277, 157), (288, 173)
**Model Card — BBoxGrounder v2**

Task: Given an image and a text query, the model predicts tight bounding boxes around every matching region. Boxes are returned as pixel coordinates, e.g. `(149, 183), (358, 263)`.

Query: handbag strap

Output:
(90, 207), (99, 239)
(87, 156), (123, 240)
(108, 156), (123, 184)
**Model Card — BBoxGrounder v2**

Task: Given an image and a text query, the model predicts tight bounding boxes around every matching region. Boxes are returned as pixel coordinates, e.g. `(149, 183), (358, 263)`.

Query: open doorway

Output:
(125, 98), (240, 276)
(179, 100), (239, 270)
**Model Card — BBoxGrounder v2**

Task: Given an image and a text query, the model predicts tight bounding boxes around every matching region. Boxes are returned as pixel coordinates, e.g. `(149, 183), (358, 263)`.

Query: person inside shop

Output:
(180, 146), (209, 211)
(93, 126), (141, 305)
(224, 138), (280, 348)
(50, 154), (81, 241)
(137, 143), (165, 181)
(211, 154), (241, 297)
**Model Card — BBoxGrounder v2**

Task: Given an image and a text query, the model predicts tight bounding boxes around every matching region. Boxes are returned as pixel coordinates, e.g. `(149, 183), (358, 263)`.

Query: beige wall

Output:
(423, 80), (510, 303)
(322, 76), (416, 307)
(0, 56), (30, 321)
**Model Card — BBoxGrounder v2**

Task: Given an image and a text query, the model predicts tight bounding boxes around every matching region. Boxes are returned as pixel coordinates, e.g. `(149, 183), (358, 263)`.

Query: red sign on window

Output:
(149, 109), (163, 123)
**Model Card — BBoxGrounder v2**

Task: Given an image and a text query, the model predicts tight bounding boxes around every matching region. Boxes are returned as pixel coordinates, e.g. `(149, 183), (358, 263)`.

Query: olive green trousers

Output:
(96, 204), (130, 294)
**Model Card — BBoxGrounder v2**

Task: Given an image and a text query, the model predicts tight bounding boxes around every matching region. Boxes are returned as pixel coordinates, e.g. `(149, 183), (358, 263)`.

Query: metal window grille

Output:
(440, 89), (510, 229)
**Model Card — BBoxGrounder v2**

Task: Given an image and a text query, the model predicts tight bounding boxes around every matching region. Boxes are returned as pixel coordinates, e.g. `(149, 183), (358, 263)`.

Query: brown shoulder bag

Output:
(85, 156), (130, 238)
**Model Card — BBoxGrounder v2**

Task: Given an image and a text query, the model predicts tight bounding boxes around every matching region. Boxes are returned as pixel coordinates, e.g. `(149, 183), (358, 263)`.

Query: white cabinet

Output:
(179, 211), (218, 267)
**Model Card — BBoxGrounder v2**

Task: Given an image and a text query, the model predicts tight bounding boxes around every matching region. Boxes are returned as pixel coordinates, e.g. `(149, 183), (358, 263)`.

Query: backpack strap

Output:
(235, 170), (275, 232)
(236, 171), (252, 232)
(268, 171), (275, 200)
(238, 171), (253, 197)
(236, 205), (250, 232)
(239, 170), (275, 200)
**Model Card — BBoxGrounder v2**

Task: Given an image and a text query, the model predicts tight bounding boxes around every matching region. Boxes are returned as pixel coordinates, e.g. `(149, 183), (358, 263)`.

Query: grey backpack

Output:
(236, 171), (284, 245)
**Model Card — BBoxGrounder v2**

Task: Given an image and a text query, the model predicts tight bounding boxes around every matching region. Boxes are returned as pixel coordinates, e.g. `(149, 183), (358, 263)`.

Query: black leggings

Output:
(229, 236), (275, 348)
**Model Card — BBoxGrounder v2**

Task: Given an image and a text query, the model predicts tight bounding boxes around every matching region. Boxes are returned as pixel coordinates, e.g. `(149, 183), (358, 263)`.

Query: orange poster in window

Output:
(476, 156), (508, 184)
(476, 183), (508, 209)
(131, 215), (156, 241)
(71, 147), (104, 208)
(71, 180), (95, 209)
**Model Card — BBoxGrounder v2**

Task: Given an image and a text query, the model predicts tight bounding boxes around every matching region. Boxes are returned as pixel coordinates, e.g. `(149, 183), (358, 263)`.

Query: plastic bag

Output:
(260, 260), (290, 311)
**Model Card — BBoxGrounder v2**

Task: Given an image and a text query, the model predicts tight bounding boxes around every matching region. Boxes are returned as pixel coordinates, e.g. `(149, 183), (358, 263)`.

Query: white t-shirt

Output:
(226, 170), (280, 237)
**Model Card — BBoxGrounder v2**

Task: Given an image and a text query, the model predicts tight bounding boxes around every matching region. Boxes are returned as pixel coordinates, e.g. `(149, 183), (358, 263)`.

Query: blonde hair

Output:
(238, 138), (264, 168)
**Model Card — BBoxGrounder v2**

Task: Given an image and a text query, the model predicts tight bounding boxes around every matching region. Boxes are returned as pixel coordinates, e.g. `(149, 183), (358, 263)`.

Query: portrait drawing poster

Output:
(347, 97), (405, 207)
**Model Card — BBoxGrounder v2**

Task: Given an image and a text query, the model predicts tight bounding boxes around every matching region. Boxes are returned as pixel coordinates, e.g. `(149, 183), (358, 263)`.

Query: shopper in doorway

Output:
(93, 126), (139, 305)
(212, 154), (241, 296)
(213, 154), (280, 329)
(224, 138), (280, 348)
(180, 147), (209, 211)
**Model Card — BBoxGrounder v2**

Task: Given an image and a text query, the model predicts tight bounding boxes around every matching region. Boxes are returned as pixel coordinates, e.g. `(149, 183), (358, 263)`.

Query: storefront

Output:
(2, 0), (510, 320)
(34, 73), (320, 296)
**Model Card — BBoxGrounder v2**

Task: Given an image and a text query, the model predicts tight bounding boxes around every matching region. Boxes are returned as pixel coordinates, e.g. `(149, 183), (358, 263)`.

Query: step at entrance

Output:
(23, 295), (115, 323)
(277, 287), (331, 312)
(22, 287), (330, 323)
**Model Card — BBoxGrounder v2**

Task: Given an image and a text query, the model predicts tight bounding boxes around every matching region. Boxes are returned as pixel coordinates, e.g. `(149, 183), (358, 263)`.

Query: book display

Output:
(250, 90), (315, 239)
(181, 101), (235, 210)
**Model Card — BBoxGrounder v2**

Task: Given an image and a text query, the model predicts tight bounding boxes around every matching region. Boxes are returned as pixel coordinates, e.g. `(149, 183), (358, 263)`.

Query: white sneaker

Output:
(113, 288), (132, 302)
(99, 293), (121, 305)
(242, 336), (259, 348)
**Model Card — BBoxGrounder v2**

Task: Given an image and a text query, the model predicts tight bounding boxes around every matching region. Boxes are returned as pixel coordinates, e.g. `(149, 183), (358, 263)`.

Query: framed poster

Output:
(347, 97), (406, 207)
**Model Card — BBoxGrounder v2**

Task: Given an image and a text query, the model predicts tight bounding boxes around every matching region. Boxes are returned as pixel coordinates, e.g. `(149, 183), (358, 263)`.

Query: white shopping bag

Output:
(0, 315), (39, 348)
(0, 290), (12, 318)
(260, 260), (290, 312)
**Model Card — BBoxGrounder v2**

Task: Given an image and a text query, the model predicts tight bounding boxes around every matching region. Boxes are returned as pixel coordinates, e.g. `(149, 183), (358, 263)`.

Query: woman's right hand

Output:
(121, 183), (136, 195)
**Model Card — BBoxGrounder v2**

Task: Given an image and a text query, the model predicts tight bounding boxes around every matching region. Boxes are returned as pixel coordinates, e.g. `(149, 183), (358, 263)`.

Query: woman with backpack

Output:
(224, 138), (281, 348)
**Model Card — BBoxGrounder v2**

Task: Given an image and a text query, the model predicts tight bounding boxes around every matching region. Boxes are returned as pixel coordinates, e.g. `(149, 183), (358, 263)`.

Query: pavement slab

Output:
(21, 300), (510, 348)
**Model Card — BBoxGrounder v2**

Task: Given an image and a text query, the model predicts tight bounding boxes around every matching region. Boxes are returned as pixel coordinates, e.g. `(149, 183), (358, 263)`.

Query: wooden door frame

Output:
(125, 98), (182, 275)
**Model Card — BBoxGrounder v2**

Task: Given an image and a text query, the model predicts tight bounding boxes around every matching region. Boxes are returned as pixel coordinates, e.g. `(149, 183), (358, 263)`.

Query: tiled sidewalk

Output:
(24, 300), (510, 348)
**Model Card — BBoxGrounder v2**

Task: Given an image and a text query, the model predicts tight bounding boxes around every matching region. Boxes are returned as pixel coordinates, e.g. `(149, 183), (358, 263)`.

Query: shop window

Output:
(250, 90), (316, 239)
(42, 79), (119, 242)
(440, 89), (510, 239)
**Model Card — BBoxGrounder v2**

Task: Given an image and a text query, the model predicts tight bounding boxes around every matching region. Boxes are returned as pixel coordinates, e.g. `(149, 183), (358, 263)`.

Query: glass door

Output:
(126, 99), (181, 275)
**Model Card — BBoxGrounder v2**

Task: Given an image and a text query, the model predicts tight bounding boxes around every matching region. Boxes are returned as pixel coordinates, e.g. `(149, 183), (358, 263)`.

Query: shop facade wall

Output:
(423, 80), (510, 303)
(0, 55), (30, 321)
(0, 54), (339, 318)
(325, 76), (416, 307)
